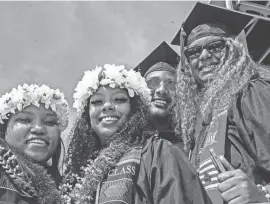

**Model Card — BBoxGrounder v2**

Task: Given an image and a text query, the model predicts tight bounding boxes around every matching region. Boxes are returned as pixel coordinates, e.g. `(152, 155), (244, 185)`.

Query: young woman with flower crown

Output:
(0, 84), (69, 204)
(60, 64), (211, 204)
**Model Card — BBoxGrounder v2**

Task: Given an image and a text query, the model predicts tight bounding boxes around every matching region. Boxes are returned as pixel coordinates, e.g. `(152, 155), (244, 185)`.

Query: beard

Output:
(150, 104), (175, 130)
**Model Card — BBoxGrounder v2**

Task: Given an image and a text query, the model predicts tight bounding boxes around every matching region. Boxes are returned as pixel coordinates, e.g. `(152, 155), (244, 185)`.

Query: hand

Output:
(217, 156), (267, 204)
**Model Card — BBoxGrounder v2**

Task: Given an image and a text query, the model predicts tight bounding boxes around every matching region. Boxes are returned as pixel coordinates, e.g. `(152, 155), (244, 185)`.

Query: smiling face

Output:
(187, 36), (226, 88)
(89, 86), (131, 145)
(145, 70), (175, 118)
(5, 104), (61, 163)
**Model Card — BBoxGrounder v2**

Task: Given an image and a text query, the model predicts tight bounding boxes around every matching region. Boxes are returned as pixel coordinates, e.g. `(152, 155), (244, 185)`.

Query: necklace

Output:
(0, 140), (36, 197)
(0, 139), (62, 204)
(60, 136), (144, 204)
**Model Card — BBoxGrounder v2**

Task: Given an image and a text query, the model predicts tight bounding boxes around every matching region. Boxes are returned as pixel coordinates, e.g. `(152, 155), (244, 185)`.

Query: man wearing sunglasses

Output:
(144, 62), (177, 140)
(172, 2), (270, 204)
(184, 37), (226, 89)
(144, 62), (191, 155)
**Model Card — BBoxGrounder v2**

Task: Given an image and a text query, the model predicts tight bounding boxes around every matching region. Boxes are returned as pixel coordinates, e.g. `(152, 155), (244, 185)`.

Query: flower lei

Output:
(73, 64), (151, 116)
(0, 84), (69, 131)
(0, 139), (62, 204)
(59, 138), (139, 204)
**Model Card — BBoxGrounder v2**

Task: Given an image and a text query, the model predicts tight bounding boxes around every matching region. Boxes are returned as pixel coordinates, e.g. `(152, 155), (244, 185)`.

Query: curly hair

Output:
(174, 60), (198, 151)
(174, 37), (270, 151)
(66, 91), (152, 174)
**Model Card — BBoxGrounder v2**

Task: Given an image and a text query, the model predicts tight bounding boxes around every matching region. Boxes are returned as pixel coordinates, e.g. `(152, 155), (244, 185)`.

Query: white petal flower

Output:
(73, 64), (152, 115)
(127, 88), (135, 97)
(0, 84), (69, 131)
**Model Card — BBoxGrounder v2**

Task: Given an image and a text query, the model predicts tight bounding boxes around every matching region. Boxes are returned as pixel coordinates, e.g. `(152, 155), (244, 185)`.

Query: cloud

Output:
(0, 1), (81, 97)
(0, 1), (195, 104)
(0, 1), (197, 150)
(0, 2), (79, 65)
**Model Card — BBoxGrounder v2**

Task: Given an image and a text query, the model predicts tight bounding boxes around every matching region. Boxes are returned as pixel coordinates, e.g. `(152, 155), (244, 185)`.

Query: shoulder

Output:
(158, 131), (182, 144)
(0, 169), (32, 201)
(232, 75), (270, 107)
(230, 75), (270, 127)
(142, 136), (179, 155)
(236, 75), (270, 97)
(141, 136), (194, 169)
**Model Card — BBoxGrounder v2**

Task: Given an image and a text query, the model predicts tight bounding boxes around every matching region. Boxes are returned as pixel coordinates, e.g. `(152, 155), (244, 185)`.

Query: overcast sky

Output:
(0, 1), (196, 113)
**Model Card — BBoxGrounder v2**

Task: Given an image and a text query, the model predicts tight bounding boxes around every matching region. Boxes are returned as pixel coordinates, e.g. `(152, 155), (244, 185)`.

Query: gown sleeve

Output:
(0, 169), (36, 204)
(232, 78), (270, 183)
(136, 137), (212, 204)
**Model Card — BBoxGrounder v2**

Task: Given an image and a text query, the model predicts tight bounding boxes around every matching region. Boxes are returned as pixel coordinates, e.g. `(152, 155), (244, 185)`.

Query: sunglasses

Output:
(146, 77), (176, 91)
(184, 39), (226, 60)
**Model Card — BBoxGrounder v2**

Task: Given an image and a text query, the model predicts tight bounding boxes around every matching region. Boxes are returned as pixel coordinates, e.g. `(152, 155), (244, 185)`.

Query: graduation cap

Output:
(134, 41), (179, 77)
(171, 2), (254, 47)
(171, 2), (270, 66)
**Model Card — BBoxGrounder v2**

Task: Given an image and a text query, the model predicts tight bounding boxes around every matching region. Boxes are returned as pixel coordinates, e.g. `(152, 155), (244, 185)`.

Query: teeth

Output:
(102, 117), (118, 121)
(29, 139), (46, 145)
(201, 65), (217, 71)
(154, 100), (167, 104)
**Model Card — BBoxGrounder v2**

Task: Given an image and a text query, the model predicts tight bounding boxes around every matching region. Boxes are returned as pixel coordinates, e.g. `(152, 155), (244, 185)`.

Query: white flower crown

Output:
(73, 64), (151, 115)
(0, 84), (69, 131)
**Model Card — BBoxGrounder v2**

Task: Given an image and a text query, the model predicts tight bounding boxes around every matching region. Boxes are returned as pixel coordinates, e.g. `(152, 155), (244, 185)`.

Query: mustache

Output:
(151, 91), (173, 103)
(152, 97), (173, 103)
(198, 62), (219, 71)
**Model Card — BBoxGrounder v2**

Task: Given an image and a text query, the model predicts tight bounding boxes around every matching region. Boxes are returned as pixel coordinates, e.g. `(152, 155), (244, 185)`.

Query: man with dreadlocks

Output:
(172, 2), (270, 204)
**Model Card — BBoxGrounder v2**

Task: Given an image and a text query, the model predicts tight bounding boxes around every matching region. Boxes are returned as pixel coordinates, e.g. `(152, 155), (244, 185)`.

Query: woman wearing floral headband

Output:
(61, 64), (211, 204)
(0, 84), (69, 204)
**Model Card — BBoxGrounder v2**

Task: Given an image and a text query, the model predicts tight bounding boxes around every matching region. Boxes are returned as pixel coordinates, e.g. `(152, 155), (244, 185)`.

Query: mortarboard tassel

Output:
(179, 22), (187, 72)
(178, 22), (192, 151)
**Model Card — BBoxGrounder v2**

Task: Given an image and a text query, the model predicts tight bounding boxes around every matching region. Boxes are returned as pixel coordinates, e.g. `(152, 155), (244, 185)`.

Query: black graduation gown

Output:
(191, 76), (270, 203)
(157, 131), (189, 155)
(135, 136), (212, 204)
(96, 136), (211, 204)
(226, 77), (270, 184)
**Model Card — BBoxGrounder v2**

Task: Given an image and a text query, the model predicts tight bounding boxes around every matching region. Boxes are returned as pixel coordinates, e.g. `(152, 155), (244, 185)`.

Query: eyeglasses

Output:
(184, 39), (226, 60)
(146, 78), (176, 91)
